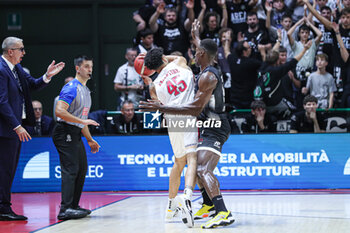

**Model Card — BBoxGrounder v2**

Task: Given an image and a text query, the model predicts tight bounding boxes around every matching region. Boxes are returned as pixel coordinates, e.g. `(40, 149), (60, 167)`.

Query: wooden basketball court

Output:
(2, 190), (349, 233)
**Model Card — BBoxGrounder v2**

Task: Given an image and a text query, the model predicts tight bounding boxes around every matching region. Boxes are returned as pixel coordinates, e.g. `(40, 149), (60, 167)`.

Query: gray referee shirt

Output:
(57, 79), (91, 128)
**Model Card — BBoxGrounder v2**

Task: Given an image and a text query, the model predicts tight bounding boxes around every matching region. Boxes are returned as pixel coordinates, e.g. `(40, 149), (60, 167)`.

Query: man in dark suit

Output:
(24, 100), (55, 136)
(0, 36), (65, 221)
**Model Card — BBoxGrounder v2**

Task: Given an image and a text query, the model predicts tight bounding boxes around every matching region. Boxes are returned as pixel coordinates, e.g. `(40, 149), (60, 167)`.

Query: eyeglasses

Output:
(10, 47), (25, 52)
(33, 108), (42, 111)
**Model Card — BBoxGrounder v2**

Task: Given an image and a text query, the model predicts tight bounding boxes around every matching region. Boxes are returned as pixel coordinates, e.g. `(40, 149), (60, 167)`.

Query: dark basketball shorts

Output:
(197, 117), (230, 156)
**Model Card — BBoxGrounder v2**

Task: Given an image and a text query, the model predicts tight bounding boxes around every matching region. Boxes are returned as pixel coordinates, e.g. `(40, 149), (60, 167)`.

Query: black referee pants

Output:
(52, 122), (87, 210)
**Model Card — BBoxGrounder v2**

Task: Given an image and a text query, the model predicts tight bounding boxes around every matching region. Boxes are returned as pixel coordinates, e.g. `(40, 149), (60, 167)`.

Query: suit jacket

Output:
(0, 56), (48, 138)
(24, 115), (55, 136)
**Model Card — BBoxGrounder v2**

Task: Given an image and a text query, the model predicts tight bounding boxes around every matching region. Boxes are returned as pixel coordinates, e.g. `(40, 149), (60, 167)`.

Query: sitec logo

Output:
(344, 158), (350, 175)
(22, 151), (104, 179)
(22, 152), (50, 179)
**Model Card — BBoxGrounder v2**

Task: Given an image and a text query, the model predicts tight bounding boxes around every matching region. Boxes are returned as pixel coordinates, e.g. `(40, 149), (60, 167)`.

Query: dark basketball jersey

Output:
(195, 66), (225, 121)
(195, 66), (231, 152)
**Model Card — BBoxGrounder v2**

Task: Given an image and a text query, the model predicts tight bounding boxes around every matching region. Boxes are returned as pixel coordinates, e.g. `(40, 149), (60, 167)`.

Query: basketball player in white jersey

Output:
(140, 20), (235, 229)
(142, 48), (197, 228)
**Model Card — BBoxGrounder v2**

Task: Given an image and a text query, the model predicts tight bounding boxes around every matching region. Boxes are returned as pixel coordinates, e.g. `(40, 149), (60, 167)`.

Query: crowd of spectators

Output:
(108, 0), (350, 134)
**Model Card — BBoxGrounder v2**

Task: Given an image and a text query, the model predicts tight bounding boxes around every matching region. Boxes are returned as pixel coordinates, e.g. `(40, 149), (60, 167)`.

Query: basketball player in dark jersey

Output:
(140, 20), (234, 229)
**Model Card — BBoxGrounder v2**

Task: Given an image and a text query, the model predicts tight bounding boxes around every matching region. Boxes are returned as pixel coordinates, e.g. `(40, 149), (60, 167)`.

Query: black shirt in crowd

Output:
(290, 111), (326, 133)
(112, 114), (143, 134)
(226, 1), (252, 38)
(244, 26), (271, 60)
(281, 73), (295, 104)
(331, 26), (350, 91)
(241, 113), (276, 133)
(156, 22), (189, 55)
(201, 27), (221, 47)
(315, 22), (334, 74)
(136, 4), (164, 29)
(258, 58), (298, 106)
(227, 54), (262, 108)
(341, 57), (350, 107)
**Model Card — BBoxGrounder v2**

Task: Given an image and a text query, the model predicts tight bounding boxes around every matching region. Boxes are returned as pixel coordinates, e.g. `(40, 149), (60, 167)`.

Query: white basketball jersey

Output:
(153, 62), (195, 105)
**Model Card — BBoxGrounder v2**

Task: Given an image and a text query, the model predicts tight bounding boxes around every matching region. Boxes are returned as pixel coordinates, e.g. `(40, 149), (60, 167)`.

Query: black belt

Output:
(57, 121), (82, 133)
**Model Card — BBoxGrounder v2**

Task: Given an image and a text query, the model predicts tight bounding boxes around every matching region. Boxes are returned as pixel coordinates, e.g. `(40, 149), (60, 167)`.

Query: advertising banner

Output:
(13, 134), (350, 192)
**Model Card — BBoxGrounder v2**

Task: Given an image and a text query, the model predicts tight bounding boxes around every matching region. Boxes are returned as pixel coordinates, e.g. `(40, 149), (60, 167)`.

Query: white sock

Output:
(184, 188), (193, 200)
(168, 198), (175, 210)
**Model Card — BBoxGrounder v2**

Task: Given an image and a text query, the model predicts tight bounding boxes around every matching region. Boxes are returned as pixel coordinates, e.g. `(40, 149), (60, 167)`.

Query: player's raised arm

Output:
(166, 55), (189, 69)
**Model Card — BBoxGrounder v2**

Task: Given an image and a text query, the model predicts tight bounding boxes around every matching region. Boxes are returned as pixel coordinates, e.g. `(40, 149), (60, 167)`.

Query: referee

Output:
(53, 55), (100, 220)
